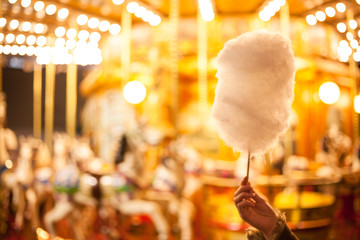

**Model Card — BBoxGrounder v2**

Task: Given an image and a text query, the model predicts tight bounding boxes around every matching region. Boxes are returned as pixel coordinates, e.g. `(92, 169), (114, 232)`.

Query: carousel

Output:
(0, 0), (360, 239)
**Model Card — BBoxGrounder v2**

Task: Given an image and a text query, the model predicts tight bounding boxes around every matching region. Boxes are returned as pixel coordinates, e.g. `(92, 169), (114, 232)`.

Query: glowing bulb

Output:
(315, 11), (326, 22)
(149, 15), (161, 26)
(325, 7), (335, 17)
(58, 8), (69, 19)
(66, 39), (76, 49)
(347, 32), (353, 40)
(3, 45), (11, 55)
(135, 6), (146, 18)
(88, 17), (99, 29)
(112, 0), (124, 5)
(142, 10), (153, 22)
(0, 18), (7, 27)
(0, 46), (3, 54)
(355, 95), (360, 113)
(76, 40), (87, 48)
(336, 3), (346, 13)
(66, 28), (77, 39)
(4, 159), (13, 169)
(109, 24), (121, 35)
(78, 30), (89, 40)
(46, 4), (57, 15)
(21, 0), (31, 8)
(55, 26), (66, 37)
(337, 22), (346, 33)
(0, 33), (4, 42)
(123, 81), (147, 104)
(27, 35), (36, 45)
(306, 15), (317, 26)
(9, 20), (19, 29)
(9, 0), (17, 4)
(99, 20), (110, 32)
(127, 2), (139, 13)
(55, 38), (65, 47)
(34, 23), (45, 34)
(349, 20), (358, 30)
(21, 21), (31, 31)
(353, 52), (360, 61)
(11, 45), (19, 55)
(19, 45), (27, 56)
(36, 228), (49, 240)
(351, 39), (359, 49)
(34, 1), (44, 11)
(6, 34), (15, 43)
(319, 82), (340, 104)
(89, 32), (101, 42)
(37, 36), (47, 46)
(88, 41), (98, 48)
(26, 46), (35, 56)
(16, 34), (25, 44)
(77, 14), (88, 26)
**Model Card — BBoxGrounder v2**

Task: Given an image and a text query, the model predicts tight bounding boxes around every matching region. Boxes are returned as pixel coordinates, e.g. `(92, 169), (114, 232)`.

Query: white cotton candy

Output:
(212, 30), (296, 154)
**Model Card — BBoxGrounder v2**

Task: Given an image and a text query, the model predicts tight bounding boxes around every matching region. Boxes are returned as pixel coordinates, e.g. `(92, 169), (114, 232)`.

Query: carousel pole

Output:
(197, 4), (208, 124)
(121, 6), (132, 88)
(0, 0), (2, 93)
(33, 64), (42, 139)
(346, 10), (359, 144)
(66, 61), (77, 139)
(44, 39), (56, 152)
(169, 0), (179, 136)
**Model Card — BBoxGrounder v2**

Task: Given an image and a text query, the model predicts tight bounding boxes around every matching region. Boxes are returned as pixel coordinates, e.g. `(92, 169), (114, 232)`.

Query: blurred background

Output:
(0, 0), (360, 239)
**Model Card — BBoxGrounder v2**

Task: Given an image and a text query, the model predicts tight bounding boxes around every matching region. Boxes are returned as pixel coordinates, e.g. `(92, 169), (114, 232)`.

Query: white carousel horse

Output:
(44, 133), (81, 238)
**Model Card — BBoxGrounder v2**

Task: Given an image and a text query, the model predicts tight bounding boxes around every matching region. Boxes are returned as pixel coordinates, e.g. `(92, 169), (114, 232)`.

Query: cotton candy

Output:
(212, 30), (296, 154)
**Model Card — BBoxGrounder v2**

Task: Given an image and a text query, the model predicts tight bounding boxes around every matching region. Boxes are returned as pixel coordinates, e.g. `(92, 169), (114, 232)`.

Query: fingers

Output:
(241, 176), (248, 186)
(234, 184), (254, 197)
(234, 192), (255, 204)
(236, 199), (255, 209)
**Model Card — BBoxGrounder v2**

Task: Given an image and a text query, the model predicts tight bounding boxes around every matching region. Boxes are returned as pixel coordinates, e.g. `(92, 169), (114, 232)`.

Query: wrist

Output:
(262, 211), (286, 240)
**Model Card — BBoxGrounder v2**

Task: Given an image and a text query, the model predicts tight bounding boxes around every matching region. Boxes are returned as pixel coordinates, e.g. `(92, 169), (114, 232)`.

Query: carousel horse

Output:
(106, 134), (170, 240)
(44, 133), (81, 238)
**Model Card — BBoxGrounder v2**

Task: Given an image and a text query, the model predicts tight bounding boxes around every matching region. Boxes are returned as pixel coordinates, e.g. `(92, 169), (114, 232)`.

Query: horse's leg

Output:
(25, 188), (40, 229)
(14, 186), (25, 230)
(178, 198), (195, 240)
(44, 198), (74, 236)
(116, 199), (169, 240)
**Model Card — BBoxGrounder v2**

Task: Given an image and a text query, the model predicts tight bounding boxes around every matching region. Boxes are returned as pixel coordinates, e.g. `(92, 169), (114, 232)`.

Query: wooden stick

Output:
(246, 151), (250, 182)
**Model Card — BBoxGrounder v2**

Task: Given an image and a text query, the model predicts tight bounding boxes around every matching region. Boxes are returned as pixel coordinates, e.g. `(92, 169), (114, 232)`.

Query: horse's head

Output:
(53, 132), (71, 157)
(71, 137), (95, 171)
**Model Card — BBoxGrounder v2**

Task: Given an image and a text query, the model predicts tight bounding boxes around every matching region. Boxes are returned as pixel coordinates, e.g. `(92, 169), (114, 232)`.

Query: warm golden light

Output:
(26, 35), (36, 45)
(346, 32), (353, 40)
(26, 45), (35, 56)
(336, 3), (346, 13)
(66, 28), (77, 39)
(198, 0), (215, 22)
(306, 15), (317, 26)
(89, 32), (101, 42)
(88, 17), (99, 29)
(6, 34), (15, 43)
(0, 18), (7, 27)
(19, 45), (26, 55)
(123, 81), (147, 104)
(10, 45), (19, 55)
(5, 159), (13, 169)
(78, 30), (89, 40)
(126, 2), (139, 13)
(21, 0), (31, 8)
(0, 33), (4, 42)
(315, 11), (326, 22)
(337, 22), (346, 33)
(21, 21), (31, 31)
(77, 14), (88, 26)
(9, 19), (19, 29)
(112, 0), (124, 5)
(36, 228), (50, 240)
(350, 39), (358, 49)
(66, 39), (76, 49)
(325, 7), (335, 17)
(149, 15), (161, 26)
(34, 1), (44, 11)
(109, 24), (121, 35)
(99, 20), (110, 32)
(58, 8), (69, 19)
(9, 0), (17, 4)
(349, 20), (358, 30)
(34, 23), (45, 34)
(319, 82), (340, 104)
(55, 38), (65, 47)
(353, 52), (360, 61)
(3, 45), (11, 55)
(46, 4), (57, 15)
(37, 36), (47, 46)
(55, 26), (66, 38)
(354, 95), (360, 113)
(16, 34), (25, 44)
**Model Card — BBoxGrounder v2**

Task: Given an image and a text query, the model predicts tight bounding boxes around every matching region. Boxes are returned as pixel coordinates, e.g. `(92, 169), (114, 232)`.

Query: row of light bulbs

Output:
(259, 0), (286, 22)
(0, 33), (47, 46)
(0, 44), (103, 66)
(126, 2), (161, 26)
(0, 17), (47, 34)
(198, 0), (215, 22)
(305, 3), (346, 26)
(9, 0), (121, 35)
(55, 27), (101, 42)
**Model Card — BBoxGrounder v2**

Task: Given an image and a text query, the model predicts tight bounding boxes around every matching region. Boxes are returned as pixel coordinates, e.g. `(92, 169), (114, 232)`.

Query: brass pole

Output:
(121, 7), (132, 87)
(280, 1), (290, 38)
(33, 64), (42, 139)
(169, 0), (179, 136)
(44, 63), (55, 152)
(0, 0), (2, 93)
(66, 62), (77, 138)
(197, 7), (208, 123)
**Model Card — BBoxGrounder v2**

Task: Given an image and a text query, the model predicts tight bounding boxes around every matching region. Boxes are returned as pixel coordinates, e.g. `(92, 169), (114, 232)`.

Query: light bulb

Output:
(109, 24), (121, 35)
(315, 11), (326, 22)
(325, 7), (335, 17)
(77, 14), (88, 26)
(58, 8), (69, 19)
(55, 26), (66, 37)
(21, 21), (31, 31)
(34, 23), (45, 34)
(123, 81), (147, 104)
(127, 2), (139, 13)
(337, 22), (346, 33)
(37, 36), (47, 46)
(21, 0), (31, 8)
(336, 3), (346, 13)
(89, 32), (101, 42)
(27, 35), (36, 45)
(9, 19), (19, 29)
(319, 82), (340, 104)
(99, 20), (110, 32)
(78, 30), (89, 40)
(88, 17), (99, 29)
(46, 4), (57, 15)
(16, 34), (25, 44)
(0, 18), (7, 27)
(349, 20), (358, 30)
(306, 15), (317, 26)
(66, 28), (77, 39)
(6, 34), (15, 43)
(34, 1), (44, 11)
(112, 0), (124, 5)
